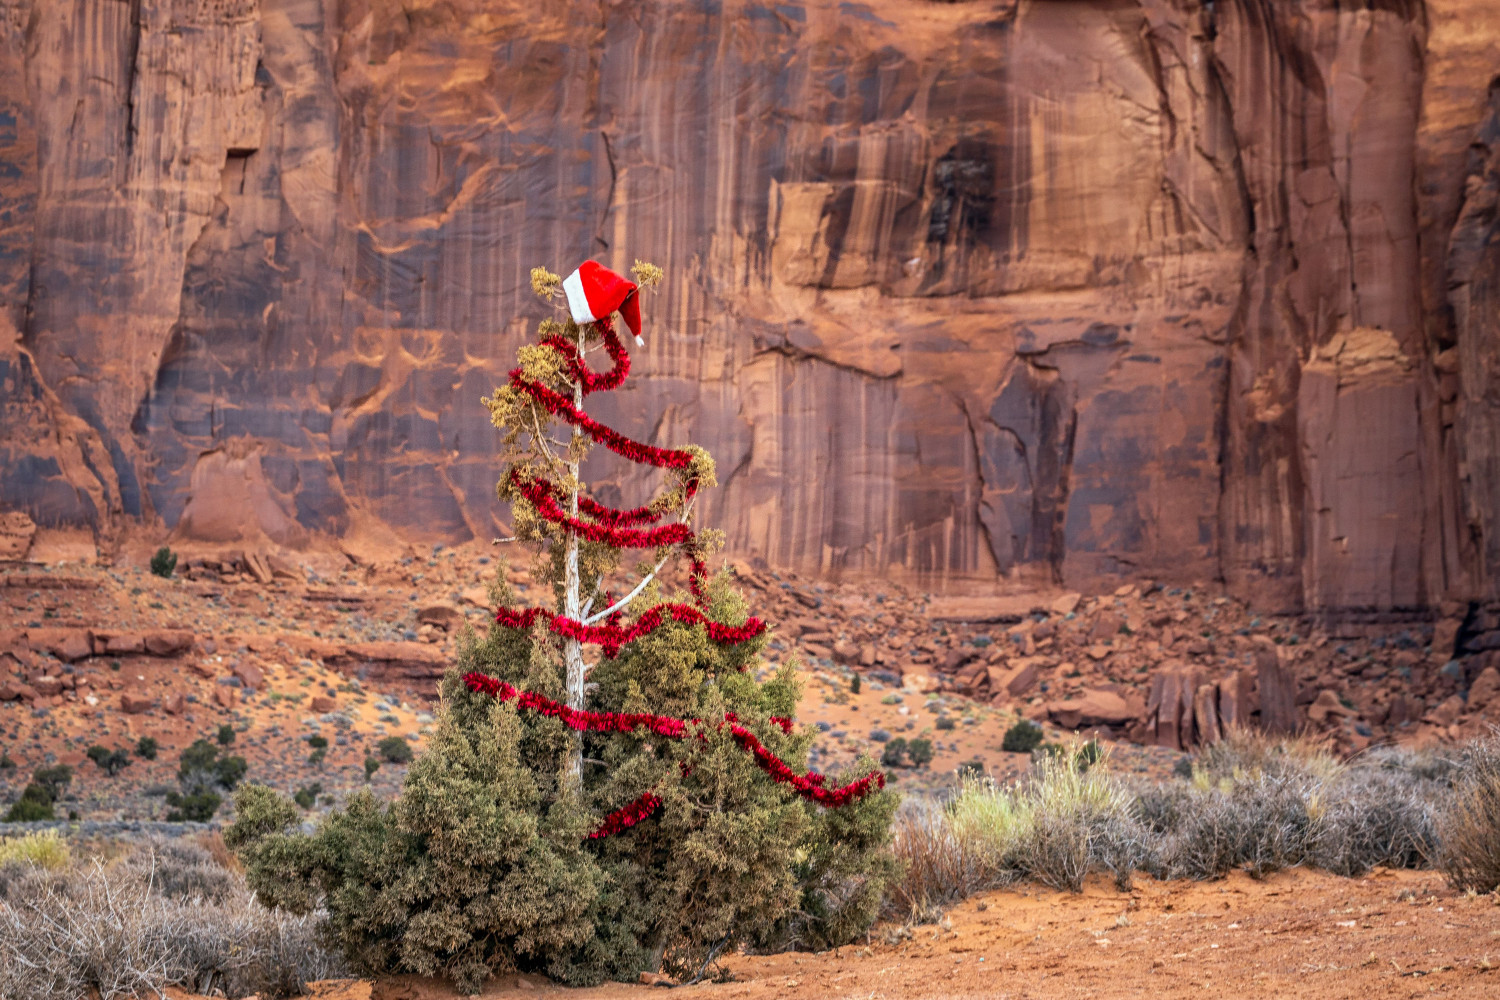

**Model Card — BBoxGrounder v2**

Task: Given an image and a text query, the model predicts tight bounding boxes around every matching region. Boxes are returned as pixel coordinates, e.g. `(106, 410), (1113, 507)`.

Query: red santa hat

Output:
(562, 260), (643, 346)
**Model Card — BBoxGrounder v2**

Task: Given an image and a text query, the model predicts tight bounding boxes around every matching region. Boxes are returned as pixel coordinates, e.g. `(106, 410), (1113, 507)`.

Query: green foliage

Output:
(217, 724), (236, 747)
(1001, 718), (1045, 754)
(165, 790), (222, 822)
(150, 546), (177, 579)
(293, 784), (323, 810)
(230, 566), (895, 991)
(31, 765), (72, 801)
(363, 757), (379, 782)
(4, 785), (55, 822)
(880, 738), (908, 768)
(0, 750), (14, 770)
(906, 738), (934, 768)
(308, 736), (329, 750)
(86, 745), (131, 776)
(850, 674), (861, 695)
(376, 736), (413, 764)
(935, 715), (955, 731)
(165, 740), (246, 822)
(136, 736), (159, 760)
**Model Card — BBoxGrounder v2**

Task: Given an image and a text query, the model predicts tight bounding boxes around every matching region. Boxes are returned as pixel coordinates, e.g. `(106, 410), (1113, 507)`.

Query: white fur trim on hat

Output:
(562, 268), (595, 324)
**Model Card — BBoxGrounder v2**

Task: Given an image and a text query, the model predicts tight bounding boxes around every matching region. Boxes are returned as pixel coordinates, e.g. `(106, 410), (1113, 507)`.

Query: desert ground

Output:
(156, 869), (1498, 1000)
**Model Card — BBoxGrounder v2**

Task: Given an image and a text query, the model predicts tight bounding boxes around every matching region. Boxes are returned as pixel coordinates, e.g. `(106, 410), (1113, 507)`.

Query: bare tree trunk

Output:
(563, 323), (587, 785)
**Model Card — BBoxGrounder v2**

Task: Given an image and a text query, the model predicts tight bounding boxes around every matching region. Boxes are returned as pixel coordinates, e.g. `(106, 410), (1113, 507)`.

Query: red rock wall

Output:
(0, 0), (1497, 611)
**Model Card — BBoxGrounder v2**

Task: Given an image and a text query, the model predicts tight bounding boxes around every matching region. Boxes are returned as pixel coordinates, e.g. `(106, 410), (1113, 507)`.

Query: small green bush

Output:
(307, 735), (328, 750)
(3, 786), (55, 823)
(150, 546), (177, 579)
(293, 784), (322, 810)
(165, 790), (223, 823)
(166, 740), (247, 822)
(0, 750), (14, 771)
(136, 736), (159, 761)
(880, 738), (908, 768)
(850, 674), (861, 695)
(31, 765), (72, 801)
(935, 715), (955, 731)
(216, 725), (236, 747)
(362, 756), (379, 781)
(1001, 719), (1044, 754)
(86, 745), (131, 777)
(375, 735), (413, 764)
(906, 738), (934, 768)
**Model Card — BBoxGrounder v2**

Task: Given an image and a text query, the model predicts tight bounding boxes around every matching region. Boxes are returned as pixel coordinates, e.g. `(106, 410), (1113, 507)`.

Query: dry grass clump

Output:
(891, 728), (1473, 920)
(889, 742), (1147, 918)
(1437, 728), (1500, 892)
(0, 838), (342, 1000)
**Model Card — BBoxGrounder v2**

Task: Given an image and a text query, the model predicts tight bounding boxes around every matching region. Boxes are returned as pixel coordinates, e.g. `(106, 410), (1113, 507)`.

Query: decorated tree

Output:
(229, 260), (896, 989)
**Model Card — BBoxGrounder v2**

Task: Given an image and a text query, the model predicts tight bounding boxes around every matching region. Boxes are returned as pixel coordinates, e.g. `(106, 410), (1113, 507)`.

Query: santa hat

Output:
(562, 260), (643, 345)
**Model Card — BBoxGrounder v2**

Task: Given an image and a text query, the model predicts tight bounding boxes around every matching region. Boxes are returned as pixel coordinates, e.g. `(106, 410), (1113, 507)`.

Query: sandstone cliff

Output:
(1, 0), (1498, 612)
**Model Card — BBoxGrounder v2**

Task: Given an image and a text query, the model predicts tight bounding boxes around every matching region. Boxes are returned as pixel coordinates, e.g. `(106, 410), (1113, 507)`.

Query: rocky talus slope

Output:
(4, 545), (1497, 820)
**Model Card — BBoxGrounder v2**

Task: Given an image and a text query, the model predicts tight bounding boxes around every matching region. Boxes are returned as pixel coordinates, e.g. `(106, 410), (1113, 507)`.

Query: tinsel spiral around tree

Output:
(480, 285), (884, 838)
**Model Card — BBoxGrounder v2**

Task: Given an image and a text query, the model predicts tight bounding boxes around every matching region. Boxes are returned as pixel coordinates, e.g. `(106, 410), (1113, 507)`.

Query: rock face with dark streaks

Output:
(1, 0), (1498, 613)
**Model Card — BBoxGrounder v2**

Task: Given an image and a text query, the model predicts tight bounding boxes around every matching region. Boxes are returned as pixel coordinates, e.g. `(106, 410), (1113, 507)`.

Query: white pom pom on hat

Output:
(562, 260), (644, 346)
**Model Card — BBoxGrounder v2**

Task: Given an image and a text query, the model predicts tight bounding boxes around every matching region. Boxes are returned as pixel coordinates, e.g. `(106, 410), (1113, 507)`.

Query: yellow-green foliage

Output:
(0, 829), (70, 870)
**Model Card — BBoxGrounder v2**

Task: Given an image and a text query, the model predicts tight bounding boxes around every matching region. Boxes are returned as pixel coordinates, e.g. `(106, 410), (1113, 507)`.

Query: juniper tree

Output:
(230, 260), (896, 990)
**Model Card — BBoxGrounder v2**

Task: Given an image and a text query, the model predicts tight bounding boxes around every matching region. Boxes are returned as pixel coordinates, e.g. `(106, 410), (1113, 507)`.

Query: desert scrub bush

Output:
(166, 739), (247, 822)
(887, 742), (1146, 915)
(0, 828), (70, 870)
(1311, 765), (1440, 876)
(1001, 718), (1044, 754)
(881, 737), (908, 768)
(1437, 729), (1500, 892)
(149, 545), (176, 579)
(4, 764), (73, 822)
(88, 745), (132, 776)
(376, 734), (414, 764)
(0, 852), (342, 1000)
(135, 736), (158, 760)
(118, 838), (238, 904)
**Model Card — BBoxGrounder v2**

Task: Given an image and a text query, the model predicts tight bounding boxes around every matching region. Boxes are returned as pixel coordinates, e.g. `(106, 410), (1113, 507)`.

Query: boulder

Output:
(0, 682), (36, 702)
(30, 675), (64, 697)
(163, 692), (186, 715)
(232, 662), (264, 691)
(831, 639), (860, 664)
(103, 632), (146, 655)
(1051, 593), (1082, 616)
(310, 695), (338, 713)
(213, 685), (239, 710)
(1048, 689), (1133, 730)
(1468, 666), (1500, 711)
(120, 693), (154, 714)
(417, 604), (466, 632)
(143, 630), (194, 656)
(26, 627), (94, 662)
(1307, 689), (1355, 724)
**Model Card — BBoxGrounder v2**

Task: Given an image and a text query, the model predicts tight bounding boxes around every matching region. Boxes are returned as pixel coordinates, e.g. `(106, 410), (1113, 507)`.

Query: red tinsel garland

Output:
(589, 792), (663, 839)
(492, 303), (883, 840)
(511, 471), (695, 549)
(461, 671), (884, 821)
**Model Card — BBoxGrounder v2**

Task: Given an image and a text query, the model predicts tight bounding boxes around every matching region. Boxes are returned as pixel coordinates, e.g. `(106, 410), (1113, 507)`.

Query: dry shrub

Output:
(0, 828), (70, 870)
(885, 796), (1013, 921)
(1313, 766), (1440, 876)
(887, 743), (1148, 917)
(0, 844), (343, 1000)
(1437, 729), (1500, 892)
